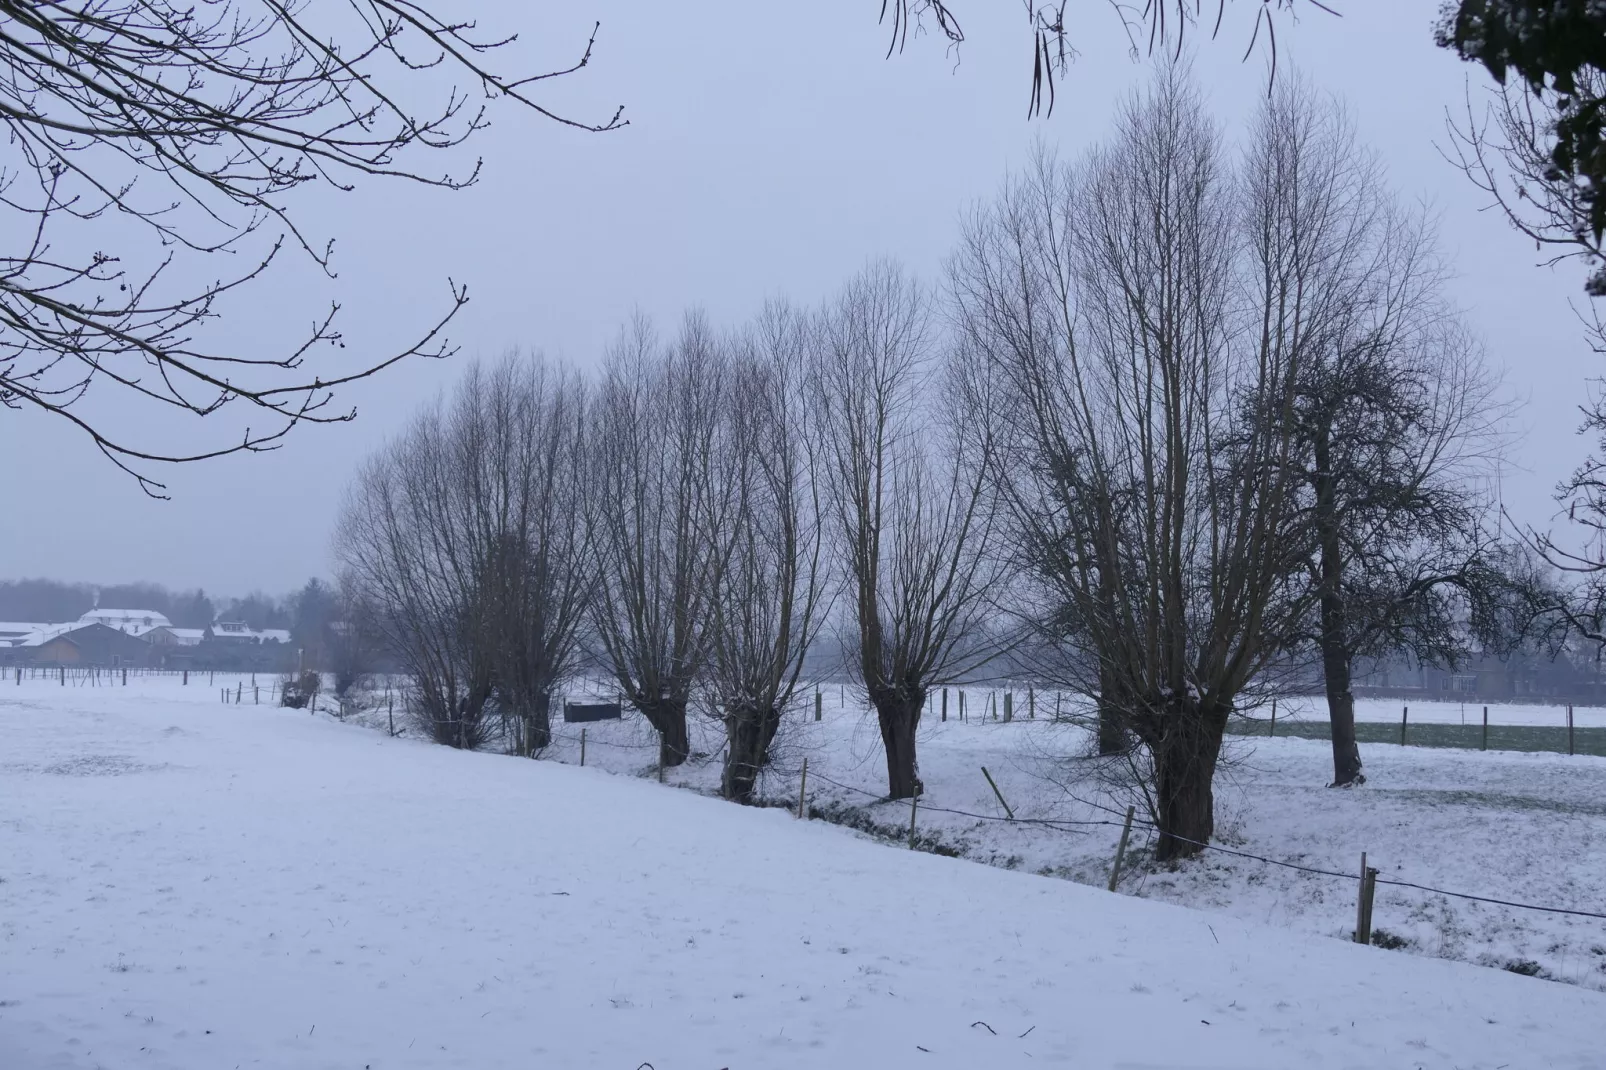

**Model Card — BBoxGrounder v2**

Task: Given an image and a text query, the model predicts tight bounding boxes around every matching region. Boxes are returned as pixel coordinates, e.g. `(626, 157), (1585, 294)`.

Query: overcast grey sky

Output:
(0, 0), (1595, 596)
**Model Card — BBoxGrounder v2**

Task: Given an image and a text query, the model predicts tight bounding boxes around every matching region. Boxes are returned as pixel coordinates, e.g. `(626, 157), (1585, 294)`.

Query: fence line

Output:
(802, 772), (1606, 922)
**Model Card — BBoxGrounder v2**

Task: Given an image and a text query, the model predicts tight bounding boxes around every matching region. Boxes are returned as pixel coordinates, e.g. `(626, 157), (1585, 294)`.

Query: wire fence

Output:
(801, 770), (1606, 923)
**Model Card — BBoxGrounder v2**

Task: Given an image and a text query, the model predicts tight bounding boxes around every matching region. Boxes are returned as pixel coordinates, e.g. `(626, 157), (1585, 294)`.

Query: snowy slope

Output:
(3, 681), (1604, 1069)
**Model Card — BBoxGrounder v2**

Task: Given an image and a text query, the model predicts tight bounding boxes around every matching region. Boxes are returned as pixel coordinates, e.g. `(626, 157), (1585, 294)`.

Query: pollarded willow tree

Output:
(589, 313), (732, 769)
(337, 355), (591, 751)
(0, 2), (620, 493)
(706, 302), (830, 803)
(811, 261), (1003, 801)
(949, 70), (1325, 858)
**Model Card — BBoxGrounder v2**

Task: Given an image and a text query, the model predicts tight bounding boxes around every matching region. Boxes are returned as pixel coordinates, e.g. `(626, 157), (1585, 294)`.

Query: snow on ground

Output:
(1269, 694), (1606, 728)
(3, 675), (1606, 1070)
(491, 680), (1606, 992)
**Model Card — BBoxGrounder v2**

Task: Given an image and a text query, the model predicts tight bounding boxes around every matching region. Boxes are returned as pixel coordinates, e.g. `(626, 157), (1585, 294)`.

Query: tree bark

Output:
(1096, 665), (1129, 755)
(1320, 609), (1364, 787)
(1152, 701), (1226, 861)
(1313, 417), (1365, 787)
(525, 690), (552, 754)
(721, 704), (781, 804)
(871, 687), (924, 800)
(639, 699), (691, 769)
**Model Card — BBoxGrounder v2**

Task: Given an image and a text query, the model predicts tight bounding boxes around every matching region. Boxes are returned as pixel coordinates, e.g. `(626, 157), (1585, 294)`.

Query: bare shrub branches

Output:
(875, 1), (1336, 117)
(0, 2), (620, 492)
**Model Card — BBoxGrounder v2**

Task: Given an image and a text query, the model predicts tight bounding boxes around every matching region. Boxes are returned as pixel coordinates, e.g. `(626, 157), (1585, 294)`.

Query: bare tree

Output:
(337, 354), (588, 750)
(812, 261), (1001, 800)
(0, 3), (620, 494)
(1256, 89), (1516, 786)
(949, 70), (1321, 858)
(466, 360), (592, 756)
(707, 302), (830, 803)
(589, 313), (729, 768)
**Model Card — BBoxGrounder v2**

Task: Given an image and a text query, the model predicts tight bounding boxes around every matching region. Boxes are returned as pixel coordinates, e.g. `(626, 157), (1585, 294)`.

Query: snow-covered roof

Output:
(210, 621), (291, 644)
(12, 623), (86, 647)
(0, 621), (52, 639)
(79, 608), (172, 637)
(147, 626), (207, 646)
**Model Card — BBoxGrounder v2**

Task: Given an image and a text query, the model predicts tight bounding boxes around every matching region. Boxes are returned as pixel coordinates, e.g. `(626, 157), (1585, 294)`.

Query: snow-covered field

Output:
(4, 675), (1605, 1069)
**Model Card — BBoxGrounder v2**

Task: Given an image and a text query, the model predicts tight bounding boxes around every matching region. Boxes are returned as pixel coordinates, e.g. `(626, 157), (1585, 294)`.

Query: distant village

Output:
(0, 607), (296, 671)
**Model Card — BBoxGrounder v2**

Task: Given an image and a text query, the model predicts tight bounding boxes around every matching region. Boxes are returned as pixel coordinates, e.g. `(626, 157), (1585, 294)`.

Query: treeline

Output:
(338, 72), (1562, 858)
(0, 579), (218, 627)
(0, 577), (339, 639)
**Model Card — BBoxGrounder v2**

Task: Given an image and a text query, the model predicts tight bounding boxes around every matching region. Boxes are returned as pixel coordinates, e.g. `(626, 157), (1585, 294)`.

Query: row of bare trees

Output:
(336, 69), (1530, 855)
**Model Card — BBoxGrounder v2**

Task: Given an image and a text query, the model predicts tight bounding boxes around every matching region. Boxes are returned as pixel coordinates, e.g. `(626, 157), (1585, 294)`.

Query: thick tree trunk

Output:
(721, 704), (781, 804)
(871, 687), (924, 800)
(526, 689), (552, 753)
(1313, 418), (1364, 787)
(1096, 666), (1129, 755)
(1152, 702), (1227, 861)
(1320, 605), (1364, 786)
(639, 698), (691, 769)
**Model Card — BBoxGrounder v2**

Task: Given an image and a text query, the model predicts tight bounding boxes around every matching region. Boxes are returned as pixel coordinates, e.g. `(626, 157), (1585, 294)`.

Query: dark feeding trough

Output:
(563, 700), (622, 724)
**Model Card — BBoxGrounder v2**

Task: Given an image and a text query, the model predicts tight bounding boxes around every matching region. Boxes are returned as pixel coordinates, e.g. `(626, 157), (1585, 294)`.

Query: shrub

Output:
(280, 670), (321, 710)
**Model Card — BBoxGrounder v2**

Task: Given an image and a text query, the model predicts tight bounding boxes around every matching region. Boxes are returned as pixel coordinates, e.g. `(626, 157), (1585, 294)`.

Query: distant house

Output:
(29, 623), (153, 667)
(78, 608), (172, 639)
(209, 621), (290, 645)
(145, 626), (206, 647)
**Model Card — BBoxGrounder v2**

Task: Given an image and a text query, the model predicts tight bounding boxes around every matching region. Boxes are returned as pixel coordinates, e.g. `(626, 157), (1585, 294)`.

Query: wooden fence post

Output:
(1482, 705), (1488, 751)
(1108, 805), (1136, 892)
(1028, 686), (1035, 720)
(1003, 692), (1013, 722)
(182, 669), (188, 685)
(1354, 851), (1377, 944)
(1400, 706), (1409, 746)
(1568, 704), (1575, 756)
(907, 792), (918, 850)
(941, 688), (948, 722)
(815, 691), (822, 722)
(797, 757), (809, 820)
(1362, 864), (1379, 943)
(1270, 698), (1277, 738)
(580, 727), (587, 768)
(980, 766), (1014, 820)
(387, 694), (395, 737)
